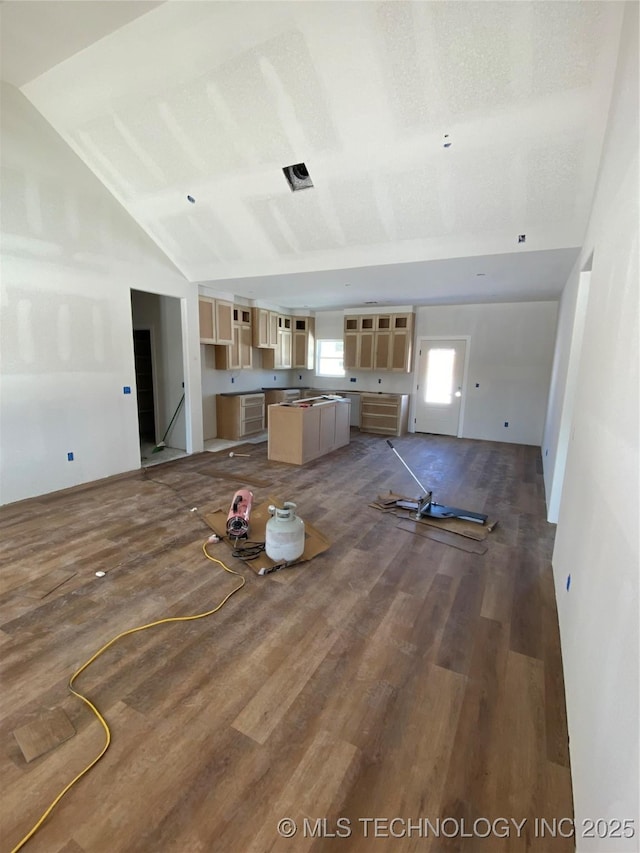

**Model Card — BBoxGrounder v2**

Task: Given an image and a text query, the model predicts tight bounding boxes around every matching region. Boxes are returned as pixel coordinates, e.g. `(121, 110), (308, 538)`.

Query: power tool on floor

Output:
(386, 440), (488, 525)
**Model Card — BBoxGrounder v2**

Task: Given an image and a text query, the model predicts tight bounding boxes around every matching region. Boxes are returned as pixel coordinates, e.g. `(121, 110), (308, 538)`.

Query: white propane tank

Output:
(265, 502), (305, 563)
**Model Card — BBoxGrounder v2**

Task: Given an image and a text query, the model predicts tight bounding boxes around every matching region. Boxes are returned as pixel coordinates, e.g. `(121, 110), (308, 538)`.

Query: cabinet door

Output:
(390, 329), (412, 372)
(359, 315), (375, 332)
(292, 330), (308, 368)
(215, 326), (241, 369)
(344, 332), (358, 370)
(358, 331), (375, 370)
(268, 312), (278, 347)
(318, 405), (336, 454)
(279, 330), (292, 369)
(199, 298), (216, 343)
(239, 324), (253, 368)
(344, 316), (358, 333)
(215, 301), (234, 345)
(374, 330), (391, 370)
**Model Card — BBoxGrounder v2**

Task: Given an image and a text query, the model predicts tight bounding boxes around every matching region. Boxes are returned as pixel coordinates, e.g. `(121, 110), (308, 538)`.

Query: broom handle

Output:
(161, 393), (185, 443)
(386, 440), (431, 496)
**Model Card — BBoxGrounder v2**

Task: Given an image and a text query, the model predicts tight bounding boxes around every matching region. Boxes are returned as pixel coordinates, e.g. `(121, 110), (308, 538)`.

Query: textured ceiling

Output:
(2, 1), (625, 309)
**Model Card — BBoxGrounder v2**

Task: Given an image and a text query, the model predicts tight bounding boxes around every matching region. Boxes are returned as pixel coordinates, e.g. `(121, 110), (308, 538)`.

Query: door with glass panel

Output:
(415, 339), (467, 436)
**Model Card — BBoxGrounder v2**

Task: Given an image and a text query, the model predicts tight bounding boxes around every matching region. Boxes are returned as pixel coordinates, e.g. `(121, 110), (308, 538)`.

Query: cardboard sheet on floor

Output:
(204, 499), (331, 575)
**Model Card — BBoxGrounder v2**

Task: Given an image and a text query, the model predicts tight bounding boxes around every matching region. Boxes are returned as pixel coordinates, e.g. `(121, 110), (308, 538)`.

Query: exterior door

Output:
(415, 338), (467, 436)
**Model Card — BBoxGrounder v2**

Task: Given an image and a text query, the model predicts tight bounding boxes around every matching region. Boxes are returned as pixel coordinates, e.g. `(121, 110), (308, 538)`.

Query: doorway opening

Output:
(131, 290), (187, 467)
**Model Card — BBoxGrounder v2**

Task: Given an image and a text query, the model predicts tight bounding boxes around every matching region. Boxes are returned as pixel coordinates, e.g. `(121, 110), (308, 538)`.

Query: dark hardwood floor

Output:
(0, 432), (573, 852)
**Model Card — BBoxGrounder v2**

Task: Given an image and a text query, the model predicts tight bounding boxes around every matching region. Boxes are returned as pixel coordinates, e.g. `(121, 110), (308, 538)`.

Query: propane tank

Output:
(265, 502), (305, 563)
(226, 489), (253, 539)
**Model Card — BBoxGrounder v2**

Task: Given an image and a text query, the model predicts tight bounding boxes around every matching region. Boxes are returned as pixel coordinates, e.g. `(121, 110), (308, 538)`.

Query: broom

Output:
(153, 393), (185, 453)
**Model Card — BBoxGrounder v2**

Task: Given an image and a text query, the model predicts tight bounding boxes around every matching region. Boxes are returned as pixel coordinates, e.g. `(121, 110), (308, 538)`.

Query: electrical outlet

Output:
(273, 376), (277, 381)
(67, 452), (74, 461)
(475, 383), (480, 388)
(378, 378), (382, 384)
(350, 377), (357, 383)
(231, 376), (235, 383)
(298, 375), (302, 380)
(504, 421), (509, 427)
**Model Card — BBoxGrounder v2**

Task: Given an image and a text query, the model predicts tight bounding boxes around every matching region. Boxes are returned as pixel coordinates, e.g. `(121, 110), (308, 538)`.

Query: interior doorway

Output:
(131, 290), (187, 466)
(415, 338), (468, 436)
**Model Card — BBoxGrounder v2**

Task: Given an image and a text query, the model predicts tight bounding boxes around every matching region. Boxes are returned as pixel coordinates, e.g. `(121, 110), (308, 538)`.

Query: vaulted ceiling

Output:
(0, 1), (625, 309)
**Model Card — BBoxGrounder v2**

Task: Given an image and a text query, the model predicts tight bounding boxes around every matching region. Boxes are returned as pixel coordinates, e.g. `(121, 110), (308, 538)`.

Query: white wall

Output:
(0, 84), (202, 505)
(543, 3), (639, 849)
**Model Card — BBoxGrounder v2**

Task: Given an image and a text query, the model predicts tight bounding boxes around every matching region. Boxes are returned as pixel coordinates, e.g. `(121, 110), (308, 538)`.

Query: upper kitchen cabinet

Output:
(251, 307), (278, 349)
(345, 312), (414, 372)
(262, 314), (293, 369)
(214, 305), (253, 370)
(199, 297), (234, 345)
(292, 317), (315, 370)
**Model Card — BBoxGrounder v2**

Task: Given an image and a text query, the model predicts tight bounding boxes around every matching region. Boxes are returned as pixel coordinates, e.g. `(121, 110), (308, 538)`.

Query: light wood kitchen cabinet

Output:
(292, 317), (315, 370)
(345, 312), (414, 372)
(214, 306), (253, 370)
(251, 307), (278, 349)
(199, 297), (234, 345)
(262, 315), (292, 369)
(216, 393), (265, 440)
(268, 397), (351, 465)
(344, 327), (374, 370)
(360, 393), (410, 436)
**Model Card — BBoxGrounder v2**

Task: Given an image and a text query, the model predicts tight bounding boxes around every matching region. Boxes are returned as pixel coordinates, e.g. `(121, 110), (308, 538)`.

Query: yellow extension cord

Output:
(10, 543), (246, 853)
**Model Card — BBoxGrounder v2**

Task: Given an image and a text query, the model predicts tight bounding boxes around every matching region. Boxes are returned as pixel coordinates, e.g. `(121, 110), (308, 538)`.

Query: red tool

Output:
(226, 489), (253, 539)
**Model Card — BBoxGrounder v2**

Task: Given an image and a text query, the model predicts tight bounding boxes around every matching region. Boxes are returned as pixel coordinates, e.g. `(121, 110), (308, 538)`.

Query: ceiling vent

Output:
(283, 162), (313, 192)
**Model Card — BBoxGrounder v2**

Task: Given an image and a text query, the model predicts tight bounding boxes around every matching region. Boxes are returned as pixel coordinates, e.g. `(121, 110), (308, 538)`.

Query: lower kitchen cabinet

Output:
(359, 393), (409, 436)
(216, 393), (265, 440)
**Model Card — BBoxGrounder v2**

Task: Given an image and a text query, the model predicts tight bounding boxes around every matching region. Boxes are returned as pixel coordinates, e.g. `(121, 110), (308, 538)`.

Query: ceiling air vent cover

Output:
(283, 162), (313, 192)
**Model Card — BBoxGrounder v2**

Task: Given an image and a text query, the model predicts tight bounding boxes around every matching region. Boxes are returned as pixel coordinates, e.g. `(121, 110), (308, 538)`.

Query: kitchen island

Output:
(267, 396), (351, 465)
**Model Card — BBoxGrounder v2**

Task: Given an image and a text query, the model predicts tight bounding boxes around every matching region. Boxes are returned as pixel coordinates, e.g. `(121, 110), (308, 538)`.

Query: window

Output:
(425, 348), (455, 404)
(316, 339), (345, 377)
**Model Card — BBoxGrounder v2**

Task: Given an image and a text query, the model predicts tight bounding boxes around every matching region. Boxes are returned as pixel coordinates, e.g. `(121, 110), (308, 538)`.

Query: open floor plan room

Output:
(1, 433), (572, 852)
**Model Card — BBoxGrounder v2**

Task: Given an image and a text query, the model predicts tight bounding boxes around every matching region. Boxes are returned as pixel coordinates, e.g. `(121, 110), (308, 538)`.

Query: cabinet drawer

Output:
(361, 401), (400, 417)
(241, 417), (264, 436)
(241, 402), (264, 422)
(361, 414), (399, 433)
(240, 394), (264, 407)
